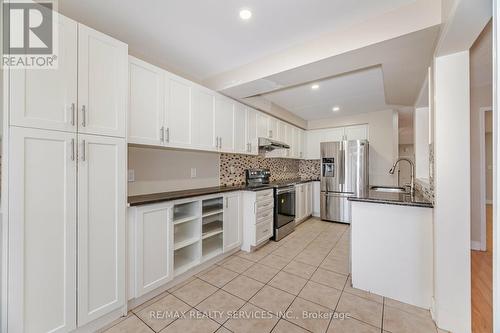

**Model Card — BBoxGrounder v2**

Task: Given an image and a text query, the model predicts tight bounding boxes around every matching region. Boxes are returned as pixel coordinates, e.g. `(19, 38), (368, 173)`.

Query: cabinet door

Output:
(305, 183), (312, 216)
(78, 24), (128, 138)
(234, 103), (247, 154)
(135, 203), (172, 297)
(344, 124), (368, 141)
(165, 76), (192, 147)
(293, 127), (300, 159)
(215, 97), (234, 152)
(256, 112), (269, 138)
(191, 87), (216, 151)
(224, 193), (241, 252)
(306, 128), (344, 159)
(299, 129), (306, 159)
(10, 14), (78, 133)
(268, 117), (278, 139)
(286, 124), (294, 158)
(295, 185), (303, 221)
(9, 127), (77, 333)
(128, 57), (164, 146)
(246, 108), (258, 154)
(277, 121), (287, 142)
(78, 134), (126, 325)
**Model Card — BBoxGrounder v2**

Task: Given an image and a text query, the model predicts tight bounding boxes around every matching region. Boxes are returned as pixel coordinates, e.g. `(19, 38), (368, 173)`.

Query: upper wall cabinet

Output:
(256, 112), (269, 138)
(234, 103), (248, 154)
(129, 57), (164, 145)
(215, 97), (235, 153)
(268, 117), (278, 139)
(10, 15), (78, 133)
(191, 87), (216, 151)
(246, 107), (258, 154)
(165, 76), (192, 148)
(344, 124), (369, 141)
(10, 16), (128, 138)
(305, 124), (368, 159)
(78, 25), (128, 138)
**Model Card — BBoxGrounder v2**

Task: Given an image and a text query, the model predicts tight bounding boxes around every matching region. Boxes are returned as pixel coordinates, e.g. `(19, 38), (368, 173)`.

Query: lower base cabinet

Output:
(295, 182), (313, 223)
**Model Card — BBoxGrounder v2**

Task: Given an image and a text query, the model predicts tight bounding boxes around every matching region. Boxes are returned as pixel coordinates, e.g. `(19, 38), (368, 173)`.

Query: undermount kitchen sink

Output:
(370, 186), (408, 193)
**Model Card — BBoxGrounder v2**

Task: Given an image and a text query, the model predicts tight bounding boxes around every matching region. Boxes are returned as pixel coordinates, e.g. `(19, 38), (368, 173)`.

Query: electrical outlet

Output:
(190, 168), (197, 178)
(128, 169), (135, 182)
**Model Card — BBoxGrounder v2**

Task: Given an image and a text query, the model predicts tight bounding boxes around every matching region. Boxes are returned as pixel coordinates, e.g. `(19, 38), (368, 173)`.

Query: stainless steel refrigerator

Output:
(320, 140), (369, 223)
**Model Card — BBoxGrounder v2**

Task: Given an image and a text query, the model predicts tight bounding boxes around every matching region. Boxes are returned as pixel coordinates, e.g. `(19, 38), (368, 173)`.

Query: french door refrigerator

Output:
(320, 140), (369, 223)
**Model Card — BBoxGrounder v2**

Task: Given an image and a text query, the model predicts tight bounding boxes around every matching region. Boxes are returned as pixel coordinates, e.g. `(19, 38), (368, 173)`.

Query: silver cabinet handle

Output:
(81, 105), (87, 127)
(71, 103), (76, 126)
(166, 128), (170, 143)
(71, 138), (75, 161)
(160, 126), (165, 143)
(81, 140), (86, 161)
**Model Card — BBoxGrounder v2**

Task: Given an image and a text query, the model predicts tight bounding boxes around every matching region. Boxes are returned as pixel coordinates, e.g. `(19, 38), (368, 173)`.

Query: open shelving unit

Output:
(201, 197), (224, 262)
(173, 201), (201, 276)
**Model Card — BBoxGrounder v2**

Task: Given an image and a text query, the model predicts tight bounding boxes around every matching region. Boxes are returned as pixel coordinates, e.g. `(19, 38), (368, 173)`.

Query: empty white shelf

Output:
(202, 209), (223, 218)
(174, 237), (200, 251)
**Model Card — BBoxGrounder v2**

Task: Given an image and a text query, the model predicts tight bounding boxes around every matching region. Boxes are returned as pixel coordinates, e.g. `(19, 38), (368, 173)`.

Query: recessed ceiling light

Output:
(332, 106), (340, 112)
(311, 84), (320, 90)
(239, 9), (252, 20)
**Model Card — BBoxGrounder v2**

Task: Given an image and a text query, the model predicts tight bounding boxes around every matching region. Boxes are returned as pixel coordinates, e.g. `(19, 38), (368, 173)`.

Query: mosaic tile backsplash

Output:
(220, 153), (320, 186)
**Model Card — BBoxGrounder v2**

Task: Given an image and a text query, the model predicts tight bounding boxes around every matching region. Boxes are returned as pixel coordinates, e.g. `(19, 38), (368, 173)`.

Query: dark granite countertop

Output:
(348, 189), (433, 208)
(128, 178), (319, 206)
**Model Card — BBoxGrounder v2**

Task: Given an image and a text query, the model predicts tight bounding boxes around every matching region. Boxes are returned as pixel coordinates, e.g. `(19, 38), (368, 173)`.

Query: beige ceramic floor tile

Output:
(286, 297), (333, 333)
(198, 266), (239, 288)
(134, 294), (191, 332)
(222, 275), (265, 300)
(224, 303), (279, 333)
(132, 291), (171, 314)
(383, 306), (437, 333)
(103, 315), (154, 333)
(343, 278), (383, 304)
(215, 327), (232, 333)
(328, 316), (380, 333)
(196, 290), (246, 324)
(167, 276), (196, 293)
(320, 257), (349, 275)
(268, 271), (308, 295)
(242, 263), (280, 283)
(259, 254), (292, 270)
(173, 278), (218, 307)
(271, 319), (309, 333)
(294, 250), (327, 267)
(384, 298), (431, 318)
(272, 245), (303, 260)
(283, 261), (317, 279)
(336, 292), (383, 328)
(249, 285), (295, 315)
(310, 268), (348, 290)
(221, 256), (255, 273)
(298, 281), (342, 310)
(236, 249), (269, 262)
(159, 309), (220, 333)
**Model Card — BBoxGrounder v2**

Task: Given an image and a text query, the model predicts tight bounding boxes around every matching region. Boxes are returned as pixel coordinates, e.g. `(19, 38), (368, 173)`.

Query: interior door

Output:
(135, 203), (172, 297)
(78, 24), (128, 138)
(233, 103), (247, 153)
(128, 57), (164, 146)
(215, 97), (234, 152)
(10, 14), (78, 132)
(191, 87), (216, 151)
(77, 134), (126, 325)
(223, 193), (241, 252)
(9, 127), (77, 333)
(165, 77), (192, 147)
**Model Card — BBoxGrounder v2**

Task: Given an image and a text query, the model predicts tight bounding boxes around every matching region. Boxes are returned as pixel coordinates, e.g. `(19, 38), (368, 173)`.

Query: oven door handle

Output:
(276, 188), (296, 194)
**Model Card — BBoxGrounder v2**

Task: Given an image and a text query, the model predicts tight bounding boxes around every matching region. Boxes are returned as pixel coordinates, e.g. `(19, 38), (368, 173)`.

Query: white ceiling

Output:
(59, 0), (415, 80)
(261, 67), (390, 120)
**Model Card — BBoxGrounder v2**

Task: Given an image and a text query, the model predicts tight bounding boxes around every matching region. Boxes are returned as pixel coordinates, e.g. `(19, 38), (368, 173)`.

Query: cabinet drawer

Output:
(256, 198), (274, 212)
(256, 208), (274, 223)
(255, 219), (273, 245)
(256, 189), (274, 202)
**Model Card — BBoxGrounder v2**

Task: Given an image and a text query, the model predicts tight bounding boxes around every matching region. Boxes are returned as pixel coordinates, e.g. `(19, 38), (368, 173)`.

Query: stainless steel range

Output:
(245, 169), (296, 241)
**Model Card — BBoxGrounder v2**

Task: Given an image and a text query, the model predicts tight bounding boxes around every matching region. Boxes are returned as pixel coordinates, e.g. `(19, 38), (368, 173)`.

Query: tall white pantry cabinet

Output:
(6, 14), (128, 333)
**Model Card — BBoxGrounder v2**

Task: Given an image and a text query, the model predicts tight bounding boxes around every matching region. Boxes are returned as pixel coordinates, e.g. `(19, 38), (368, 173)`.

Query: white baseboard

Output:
(471, 240), (485, 251)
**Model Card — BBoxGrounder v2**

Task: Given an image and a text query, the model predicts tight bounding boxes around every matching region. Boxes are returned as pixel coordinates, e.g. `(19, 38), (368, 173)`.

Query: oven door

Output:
(275, 187), (296, 228)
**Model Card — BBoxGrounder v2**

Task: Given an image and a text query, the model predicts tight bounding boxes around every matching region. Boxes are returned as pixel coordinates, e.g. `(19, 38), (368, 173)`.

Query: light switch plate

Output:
(191, 168), (197, 178)
(128, 169), (135, 182)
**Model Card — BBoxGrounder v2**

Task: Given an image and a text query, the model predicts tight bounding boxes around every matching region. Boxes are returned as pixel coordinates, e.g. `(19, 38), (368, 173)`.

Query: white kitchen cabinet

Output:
(305, 183), (313, 216)
(10, 15), (78, 133)
(344, 124), (368, 140)
(9, 127), (77, 333)
(299, 129), (306, 159)
(77, 134), (126, 325)
(285, 124), (294, 158)
(215, 97), (235, 152)
(293, 127), (301, 159)
(165, 76), (192, 147)
(128, 57), (164, 146)
(241, 190), (274, 252)
(306, 127), (344, 159)
(191, 87), (216, 151)
(312, 181), (321, 217)
(256, 112), (269, 138)
(78, 24), (128, 138)
(277, 121), (287, 142)
(268, 117), (278, 139)
(246, 108), (258, 154)
(295, 182), (313, 223)
(223, 193), (242, 252)
(132, 203), (173, 297)
(233, 103), (248, 154)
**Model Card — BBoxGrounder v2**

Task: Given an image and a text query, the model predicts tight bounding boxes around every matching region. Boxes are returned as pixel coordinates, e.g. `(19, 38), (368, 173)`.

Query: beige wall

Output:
(486, 131), (493, 202)
(128, 147), (220, 196)
(470, 22), (492, 245)
(307, 109), (399, 186)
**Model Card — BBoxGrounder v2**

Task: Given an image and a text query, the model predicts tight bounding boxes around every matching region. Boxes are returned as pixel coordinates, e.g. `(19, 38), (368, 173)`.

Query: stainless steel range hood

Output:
(258, 137), (290, 151)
